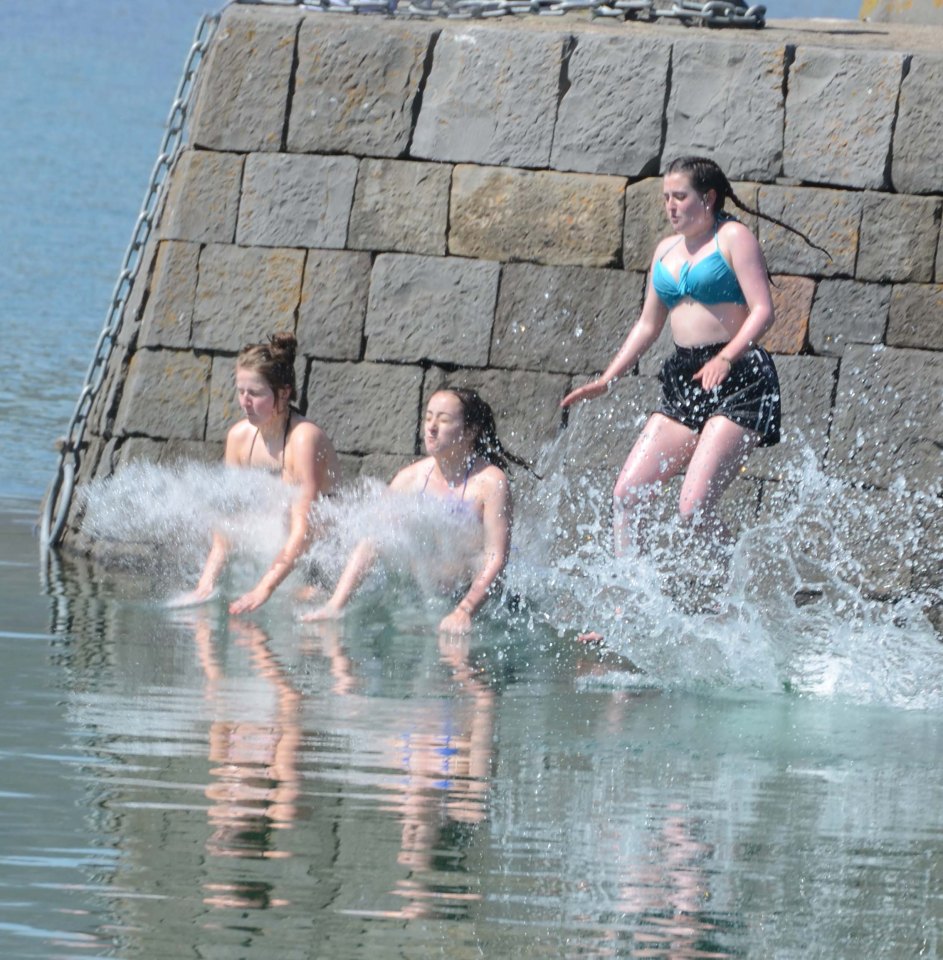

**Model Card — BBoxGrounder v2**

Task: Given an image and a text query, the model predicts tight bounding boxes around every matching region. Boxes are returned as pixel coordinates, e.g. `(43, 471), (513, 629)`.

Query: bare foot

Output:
(577, 631), (605, 645)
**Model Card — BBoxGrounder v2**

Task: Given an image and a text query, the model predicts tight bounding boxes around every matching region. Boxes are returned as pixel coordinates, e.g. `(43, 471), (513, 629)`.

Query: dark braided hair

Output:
(665, 156), (831, 260)
(439, 386), (536, 476)
(237, 331), (298, 403)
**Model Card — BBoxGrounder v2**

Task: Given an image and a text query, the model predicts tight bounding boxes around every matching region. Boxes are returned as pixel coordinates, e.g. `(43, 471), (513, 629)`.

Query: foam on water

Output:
(78, 445), (943, 708)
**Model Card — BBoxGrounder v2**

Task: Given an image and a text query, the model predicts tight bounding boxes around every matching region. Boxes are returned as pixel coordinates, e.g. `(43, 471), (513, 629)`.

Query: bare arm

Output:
(693, 222), (775, 390)
(230, 423), (336, 615)
(301, 462), (423, 621)
(183, 427), (243, 604)
(439, 469), (512, 634)
(561, 254), (670, 408)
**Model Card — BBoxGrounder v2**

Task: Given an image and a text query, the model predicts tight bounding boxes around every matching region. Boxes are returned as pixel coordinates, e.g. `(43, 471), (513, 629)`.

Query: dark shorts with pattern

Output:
(656, 342), (781, 447)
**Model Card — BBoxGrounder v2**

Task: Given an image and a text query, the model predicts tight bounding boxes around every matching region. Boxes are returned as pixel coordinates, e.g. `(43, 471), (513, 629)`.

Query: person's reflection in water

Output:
(192, 615), (302, 910)
(595, 694), (729, 959)
(373, 630), (496, 920)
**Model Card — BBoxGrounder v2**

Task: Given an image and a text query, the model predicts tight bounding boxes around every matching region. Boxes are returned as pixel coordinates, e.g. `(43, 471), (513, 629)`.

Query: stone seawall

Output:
(63, 6), (943, 599)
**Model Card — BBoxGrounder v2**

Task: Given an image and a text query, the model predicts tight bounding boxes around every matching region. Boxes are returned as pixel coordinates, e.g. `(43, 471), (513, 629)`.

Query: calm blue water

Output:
(7, 3), (943, 960)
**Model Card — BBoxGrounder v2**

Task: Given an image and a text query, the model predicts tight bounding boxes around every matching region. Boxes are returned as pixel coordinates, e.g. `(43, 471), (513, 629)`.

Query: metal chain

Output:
(297, 0), (766, 25)
(40, 12), (220, 551)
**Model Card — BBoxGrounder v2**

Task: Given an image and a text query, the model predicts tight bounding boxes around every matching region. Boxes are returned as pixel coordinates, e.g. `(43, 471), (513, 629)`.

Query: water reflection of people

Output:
(561, 157), (816, 640)
(376, 630), (495, 920)
(193, 615), (302, 909)
(303, 387), (529, 634)
(180, 332), (340, 614)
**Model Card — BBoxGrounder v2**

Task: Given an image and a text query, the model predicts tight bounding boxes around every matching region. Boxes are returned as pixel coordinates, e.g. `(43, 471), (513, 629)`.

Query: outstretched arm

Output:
(439, 470), (512, 634)
(561, 264), (669, 408)
(230, 424), (335, 615)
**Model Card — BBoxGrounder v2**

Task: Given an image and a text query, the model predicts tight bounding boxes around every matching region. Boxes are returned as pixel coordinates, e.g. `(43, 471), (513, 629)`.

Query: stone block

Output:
(551, 34), (669, 177)
(412, 25), (564, 168)
(892, 54), (943, 195)
(761, 275), (815, 355)
(305, 361), (424, 456)
(117, 437), (223, 468)
(623, 178), (667, 272)
(189, 5), (299, 152)
(912, 497), (943, 598)
(886, 284), (943, 351)
(337, 452), (413, 486)
(828, 345), (943, 493)
(193, 245), (305, 351)
(637, 320), (678, 377)
(833, 486), (916, 599)
(237, 153), (358, 249)
(138, 241), (200, 349)
(157, 149), (243, 244)
(348, 159), (450, 256)
(288, 16), (434, 157)
(450, 165), (626, 268)
(729, 182), (760, 235)
(491, 264), (645, 375)
(758, 185), (862, 277)
(784, 46), (903, 189)
(118, 236), (159, 349)
(664, 38), (786, 181)
(809, 280), (890, 357)
(423, 366), (571, 464)
(298, 250), (371, 361)
(114, 349), (211, 441)
(206, 353), (241, 444)
(746, 355), (837, 482)
(364, 254), (500, 366)
(857, 193), (941, 283)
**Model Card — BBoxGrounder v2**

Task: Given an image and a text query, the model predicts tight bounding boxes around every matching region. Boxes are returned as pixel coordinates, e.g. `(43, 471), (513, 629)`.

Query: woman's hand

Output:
(229, 581), (276, 615)
(560, 379), (608, 409)
(692, 354), (733, 392)
(439, 605), (473, 635)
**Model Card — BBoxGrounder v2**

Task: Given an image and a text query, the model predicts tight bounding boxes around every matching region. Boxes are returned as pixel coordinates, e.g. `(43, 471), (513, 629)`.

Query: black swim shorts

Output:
(656, 342), (781, 447)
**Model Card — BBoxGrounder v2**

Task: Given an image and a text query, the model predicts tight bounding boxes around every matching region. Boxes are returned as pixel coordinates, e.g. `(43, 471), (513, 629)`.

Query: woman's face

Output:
(663, 171), (715, 236)
(235, 367), (283, 426)
(424, 391), (472, 458)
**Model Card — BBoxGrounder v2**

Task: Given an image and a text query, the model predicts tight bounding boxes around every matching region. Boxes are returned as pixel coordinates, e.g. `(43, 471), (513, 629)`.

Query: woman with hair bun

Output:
(303, 386), (529, 634)
(183, 331), (340, 614)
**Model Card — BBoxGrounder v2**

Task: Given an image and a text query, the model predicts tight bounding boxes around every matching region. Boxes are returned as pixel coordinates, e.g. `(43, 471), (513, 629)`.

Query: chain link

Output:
(40, 12), (220, 551)
(298, 0), (766, 25)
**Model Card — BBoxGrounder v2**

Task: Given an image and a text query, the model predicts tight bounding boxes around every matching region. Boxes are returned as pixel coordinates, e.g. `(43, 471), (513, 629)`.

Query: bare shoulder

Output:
(473, 463), (511, 498)
(390, 457), (429, 493)
(719, 218), (759, 253)
(225, 419), (254, 463)
(288, 416), (335, 451)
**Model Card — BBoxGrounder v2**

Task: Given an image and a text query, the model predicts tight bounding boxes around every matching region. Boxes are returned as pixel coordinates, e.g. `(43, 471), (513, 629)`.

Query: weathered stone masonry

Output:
(66, 7), (943, 597)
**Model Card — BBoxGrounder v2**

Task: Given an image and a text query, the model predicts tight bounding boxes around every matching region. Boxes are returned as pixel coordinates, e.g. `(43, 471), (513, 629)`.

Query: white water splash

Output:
(77, 442), (943, 708)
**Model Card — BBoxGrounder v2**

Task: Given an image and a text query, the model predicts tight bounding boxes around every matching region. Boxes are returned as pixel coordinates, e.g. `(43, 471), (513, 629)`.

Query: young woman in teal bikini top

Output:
(560, 155), (818, 642)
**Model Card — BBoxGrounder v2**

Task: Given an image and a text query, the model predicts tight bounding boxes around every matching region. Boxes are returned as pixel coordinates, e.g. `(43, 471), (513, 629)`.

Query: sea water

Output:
(3, 2), (943, 958)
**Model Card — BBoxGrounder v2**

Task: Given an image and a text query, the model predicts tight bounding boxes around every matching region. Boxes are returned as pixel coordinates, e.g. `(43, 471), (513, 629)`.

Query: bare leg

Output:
(677, 415), (759, 540)
(578, 415), (697, 645)
(612, 413), (699, 557)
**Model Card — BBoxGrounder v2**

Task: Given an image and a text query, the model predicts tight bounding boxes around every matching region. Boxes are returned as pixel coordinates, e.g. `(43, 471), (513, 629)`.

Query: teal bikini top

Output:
(652, 228), (747, 309)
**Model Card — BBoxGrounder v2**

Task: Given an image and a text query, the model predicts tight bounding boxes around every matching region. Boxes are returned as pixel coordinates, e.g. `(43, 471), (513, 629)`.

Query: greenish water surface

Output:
(4, 498), (943, 959)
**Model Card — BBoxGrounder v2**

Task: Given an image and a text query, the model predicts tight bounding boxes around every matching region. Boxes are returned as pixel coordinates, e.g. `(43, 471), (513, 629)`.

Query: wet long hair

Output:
(237, 331), (298, 404)
(439, 386), (536, 476)
(665, 156), (831, 259)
